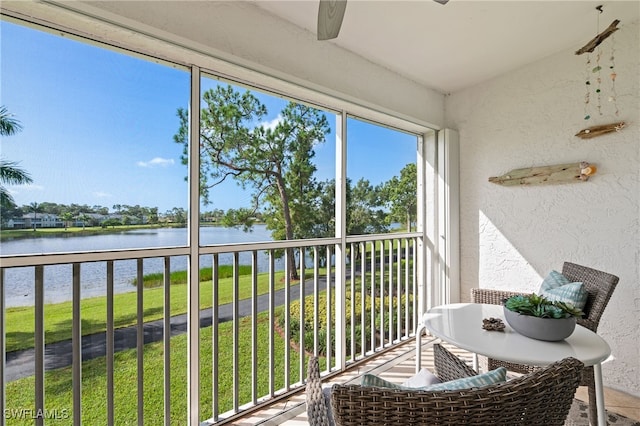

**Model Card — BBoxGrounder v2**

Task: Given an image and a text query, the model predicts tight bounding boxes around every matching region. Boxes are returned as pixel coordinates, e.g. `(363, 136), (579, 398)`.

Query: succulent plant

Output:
(504, 293), (584, 319)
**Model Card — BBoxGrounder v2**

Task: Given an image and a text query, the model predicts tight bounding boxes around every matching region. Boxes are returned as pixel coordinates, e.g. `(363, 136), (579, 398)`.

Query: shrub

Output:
(281, 290), (415, 356)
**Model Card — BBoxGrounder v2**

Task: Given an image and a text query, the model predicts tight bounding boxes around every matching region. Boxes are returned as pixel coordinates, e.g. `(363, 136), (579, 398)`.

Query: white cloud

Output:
(137, 157), (175, 168)
(260, 115), (283, 132)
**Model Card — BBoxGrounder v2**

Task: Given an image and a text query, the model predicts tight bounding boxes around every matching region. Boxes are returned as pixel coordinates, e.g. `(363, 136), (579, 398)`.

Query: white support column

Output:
(72, 263), (82, 426)
(34, 266), (44, 426)
(437, 129), (460, 305)
(416, 130), (437, 372)
(106, 262), (115, 425)
(446, 130), (460, 303)
(418, 130), (437, 314)
(187, 66), (201, 425)
(334, 111), (347, 370)
(136, 260), (144, 425)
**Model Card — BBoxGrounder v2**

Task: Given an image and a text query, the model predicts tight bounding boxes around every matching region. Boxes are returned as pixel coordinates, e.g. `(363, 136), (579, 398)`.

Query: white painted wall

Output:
(445, 20), (639, 396)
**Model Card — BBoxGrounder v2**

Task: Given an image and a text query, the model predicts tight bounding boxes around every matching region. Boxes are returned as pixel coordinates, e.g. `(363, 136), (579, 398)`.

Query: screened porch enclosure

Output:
(0, 14), (459, 426)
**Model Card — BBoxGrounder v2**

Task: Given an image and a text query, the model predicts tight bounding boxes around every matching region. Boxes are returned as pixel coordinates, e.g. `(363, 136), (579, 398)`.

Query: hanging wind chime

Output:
(574, 5), (625, 139)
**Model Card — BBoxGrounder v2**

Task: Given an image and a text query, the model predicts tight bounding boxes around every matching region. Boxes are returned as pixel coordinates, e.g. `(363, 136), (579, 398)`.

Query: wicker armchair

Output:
(305, 344), (479, 425)
(471, 261), (619, 426)
(327, 344), (583, 425)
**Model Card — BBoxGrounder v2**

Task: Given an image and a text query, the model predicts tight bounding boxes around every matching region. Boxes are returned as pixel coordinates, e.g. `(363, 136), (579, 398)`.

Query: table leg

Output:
(594, 362), (606, 426)
(415, 323), (425, 373)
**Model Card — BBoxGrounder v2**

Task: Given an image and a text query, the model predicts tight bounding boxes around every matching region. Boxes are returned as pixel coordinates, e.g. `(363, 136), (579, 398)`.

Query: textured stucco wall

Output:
(445, 19), (640, 396)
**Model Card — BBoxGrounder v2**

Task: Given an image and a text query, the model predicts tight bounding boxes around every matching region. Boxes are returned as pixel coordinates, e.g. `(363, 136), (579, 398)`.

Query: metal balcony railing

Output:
(1, 233), (420, 425)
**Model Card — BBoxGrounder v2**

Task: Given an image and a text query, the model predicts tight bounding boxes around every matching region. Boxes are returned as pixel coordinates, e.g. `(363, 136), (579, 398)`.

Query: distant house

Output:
(40, 214), (63, 228)
(3, 212), (137, 229)
(7, 213), (64, 229)
(5, 217), (26, 229)
(73, 213), (111, 227)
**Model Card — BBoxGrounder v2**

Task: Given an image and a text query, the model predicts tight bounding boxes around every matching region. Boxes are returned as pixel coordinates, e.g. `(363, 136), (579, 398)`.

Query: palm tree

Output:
(0, 106), (23, 136)
(0, 159), (32, 207)
(0, 106), (32, 208)
(60, 212), (74, 230)
(30, 201), (40, 230)
(78, 213), (91, 230)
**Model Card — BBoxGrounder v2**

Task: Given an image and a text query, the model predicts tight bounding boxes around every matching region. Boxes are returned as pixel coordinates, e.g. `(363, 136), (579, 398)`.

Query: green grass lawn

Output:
(5, 310), (313, 425)
(3, 265), (408, 425)
(5, 267), (324, 353)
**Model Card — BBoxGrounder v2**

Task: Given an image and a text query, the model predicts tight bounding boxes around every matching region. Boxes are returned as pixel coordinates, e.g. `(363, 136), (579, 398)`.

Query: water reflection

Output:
(3, 226), (284, 307)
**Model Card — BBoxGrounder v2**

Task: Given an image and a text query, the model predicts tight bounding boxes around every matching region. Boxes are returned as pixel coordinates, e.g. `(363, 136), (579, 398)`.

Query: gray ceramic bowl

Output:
(503, 306), (576, 341)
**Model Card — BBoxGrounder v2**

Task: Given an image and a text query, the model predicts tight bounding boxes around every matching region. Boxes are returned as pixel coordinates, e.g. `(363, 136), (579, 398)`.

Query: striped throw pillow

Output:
(361, 367), (507, 391)
(539, 270), (588, 310)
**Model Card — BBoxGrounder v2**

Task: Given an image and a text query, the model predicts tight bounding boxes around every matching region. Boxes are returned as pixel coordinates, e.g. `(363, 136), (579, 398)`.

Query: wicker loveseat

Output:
(306, 344), (584, 426)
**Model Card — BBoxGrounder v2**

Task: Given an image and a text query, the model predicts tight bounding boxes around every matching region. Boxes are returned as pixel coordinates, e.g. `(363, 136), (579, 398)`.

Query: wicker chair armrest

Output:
(330, 357), (584, 426)
(306, 356), (331, 426)
(433, 343), (476, 381)
(471, 288), (525, 305)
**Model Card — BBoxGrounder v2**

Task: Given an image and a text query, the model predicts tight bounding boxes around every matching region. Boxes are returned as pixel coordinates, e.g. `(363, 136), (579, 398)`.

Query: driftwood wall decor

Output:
(575, 19), (620, 55)
(489, 162), (597, 186)
(575, 121), (625, 139)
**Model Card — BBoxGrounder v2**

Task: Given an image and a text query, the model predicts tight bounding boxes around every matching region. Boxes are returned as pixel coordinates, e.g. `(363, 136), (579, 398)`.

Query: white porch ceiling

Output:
(252, 0), (638, 93)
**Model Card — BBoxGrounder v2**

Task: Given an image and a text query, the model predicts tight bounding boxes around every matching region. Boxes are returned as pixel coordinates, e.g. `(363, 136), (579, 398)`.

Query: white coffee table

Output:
(415, 303), (611, 426)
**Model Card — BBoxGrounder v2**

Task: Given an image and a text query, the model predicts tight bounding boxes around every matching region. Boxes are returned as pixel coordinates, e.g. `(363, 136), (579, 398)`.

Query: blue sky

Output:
(1, 20), (417, 214)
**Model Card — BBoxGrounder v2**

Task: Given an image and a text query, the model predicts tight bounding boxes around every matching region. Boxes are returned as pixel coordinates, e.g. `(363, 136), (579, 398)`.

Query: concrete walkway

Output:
(6, 277), (331, 381)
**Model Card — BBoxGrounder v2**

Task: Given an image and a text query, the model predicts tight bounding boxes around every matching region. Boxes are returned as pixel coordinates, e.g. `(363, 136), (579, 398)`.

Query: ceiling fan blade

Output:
(317, 0), (347, 41)
(433, 0), (449, 4)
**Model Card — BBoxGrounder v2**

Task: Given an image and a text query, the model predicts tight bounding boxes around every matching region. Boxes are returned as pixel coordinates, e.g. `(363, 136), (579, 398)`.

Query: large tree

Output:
(0, 106), (32, 208)
(305, 177), (388, 238)
(382, 163), (417, 232)
(348, 178), (387, 235)
(174, 85), (330, 280)
(313, 179), (337, 239)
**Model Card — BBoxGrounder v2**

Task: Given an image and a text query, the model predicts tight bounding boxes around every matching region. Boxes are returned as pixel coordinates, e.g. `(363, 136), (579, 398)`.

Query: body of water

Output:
(2, 226), (284, 307)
